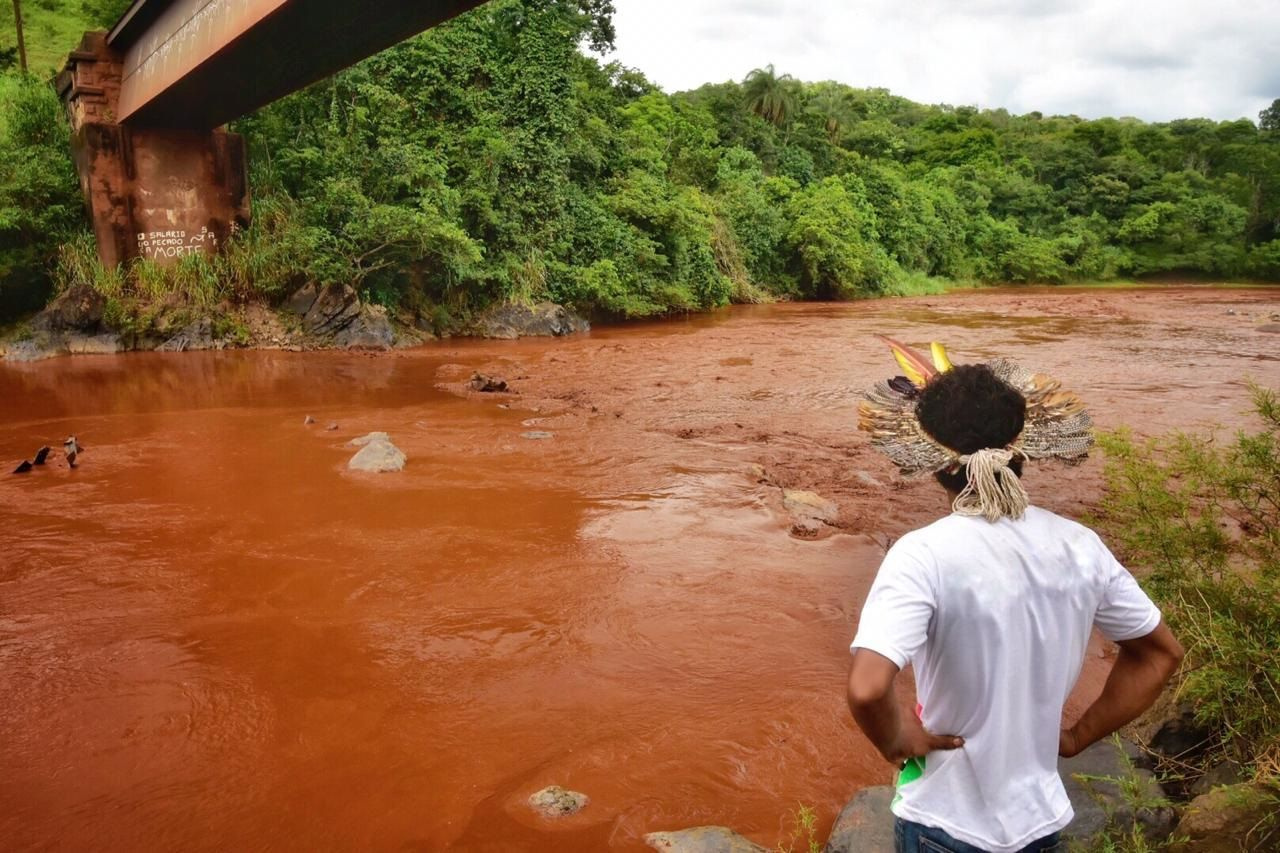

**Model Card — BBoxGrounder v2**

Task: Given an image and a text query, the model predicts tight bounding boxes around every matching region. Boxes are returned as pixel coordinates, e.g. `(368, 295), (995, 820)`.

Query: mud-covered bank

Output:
(1, 285), (1278, 851)
(0, 282), (592, 362)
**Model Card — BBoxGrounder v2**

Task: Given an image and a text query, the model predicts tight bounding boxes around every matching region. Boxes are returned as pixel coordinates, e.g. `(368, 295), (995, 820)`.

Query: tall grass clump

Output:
(1096, 385), (1280, 782)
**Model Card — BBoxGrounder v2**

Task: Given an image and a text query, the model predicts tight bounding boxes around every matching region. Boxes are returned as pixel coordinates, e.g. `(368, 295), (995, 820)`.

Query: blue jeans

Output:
(894, 818), (1062, 853)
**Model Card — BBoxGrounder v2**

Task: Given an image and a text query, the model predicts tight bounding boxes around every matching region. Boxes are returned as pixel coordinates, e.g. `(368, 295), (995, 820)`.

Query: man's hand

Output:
(881, 709), (964, 765)
(847, 649), (964, 765)
(1062, 621), (1183, 757)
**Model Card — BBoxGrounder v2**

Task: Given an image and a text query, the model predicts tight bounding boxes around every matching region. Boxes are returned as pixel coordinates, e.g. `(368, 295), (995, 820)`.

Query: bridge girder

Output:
(111, 0), (489, 129)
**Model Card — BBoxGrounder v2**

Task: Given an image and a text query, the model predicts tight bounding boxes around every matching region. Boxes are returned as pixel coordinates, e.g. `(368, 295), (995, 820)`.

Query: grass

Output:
(1, 1), (98, 79)
(1095, 386), (1280, 783)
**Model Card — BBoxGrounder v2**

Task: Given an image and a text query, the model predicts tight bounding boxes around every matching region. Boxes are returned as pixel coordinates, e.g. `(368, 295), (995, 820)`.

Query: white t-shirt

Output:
(851, 506), (1161, 852)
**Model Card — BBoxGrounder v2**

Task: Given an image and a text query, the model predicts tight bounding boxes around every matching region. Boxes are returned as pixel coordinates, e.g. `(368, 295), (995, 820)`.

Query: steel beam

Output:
(113, 0), (488, 129)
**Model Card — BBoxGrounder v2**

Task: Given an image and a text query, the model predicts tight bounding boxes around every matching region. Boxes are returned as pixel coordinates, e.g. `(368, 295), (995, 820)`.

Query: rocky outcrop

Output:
(285, 283), (393, 350)
(30, 284), (105, 334)
(644, 826), (768, 853)
(156, 318), (219, 352)
(527, 786), (589, 818)
(824, 786), (894, 853)
(346, 433), (405, 472)
(1061, 738), (1177, 846)
(782, 489), (838, 538)
(1168, 783), (1280, 852)
(476, 301), (589, 339)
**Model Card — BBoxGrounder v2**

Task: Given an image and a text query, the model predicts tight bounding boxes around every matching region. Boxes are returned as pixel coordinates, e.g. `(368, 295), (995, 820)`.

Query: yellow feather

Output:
(892, 349), (927, 386)
(930, 342), (954, 372)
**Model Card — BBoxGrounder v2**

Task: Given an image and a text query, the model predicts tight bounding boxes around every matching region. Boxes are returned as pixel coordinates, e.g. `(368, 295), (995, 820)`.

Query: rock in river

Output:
(527, 786), (589, 818)
(347, 432), (390, 447)
(347, 437), (405, 473)
(645, 826), (768, 853)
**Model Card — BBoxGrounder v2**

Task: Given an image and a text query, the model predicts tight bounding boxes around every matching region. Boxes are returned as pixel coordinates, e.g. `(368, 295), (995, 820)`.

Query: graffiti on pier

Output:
(136, 225), (218, 259)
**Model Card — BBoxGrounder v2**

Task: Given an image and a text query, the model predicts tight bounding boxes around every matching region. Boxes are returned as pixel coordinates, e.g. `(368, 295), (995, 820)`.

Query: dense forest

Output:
(2, 0), (1279, 327)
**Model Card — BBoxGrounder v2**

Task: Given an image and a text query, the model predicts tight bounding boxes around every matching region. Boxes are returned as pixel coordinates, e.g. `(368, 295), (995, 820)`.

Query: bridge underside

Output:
(58, 0), (487, 266)
(114, 0), (487, 129)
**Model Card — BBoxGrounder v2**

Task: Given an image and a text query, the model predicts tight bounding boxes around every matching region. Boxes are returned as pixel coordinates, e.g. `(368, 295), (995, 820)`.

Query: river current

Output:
(1, 286), (1277, 850)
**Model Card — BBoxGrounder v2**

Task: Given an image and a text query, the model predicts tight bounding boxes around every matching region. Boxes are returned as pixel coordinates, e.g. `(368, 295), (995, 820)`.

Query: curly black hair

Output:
(915, 364), (1027, 493)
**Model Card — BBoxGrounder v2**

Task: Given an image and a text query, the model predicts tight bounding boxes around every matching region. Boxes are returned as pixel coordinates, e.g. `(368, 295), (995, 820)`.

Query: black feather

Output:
(888, 376), (921, 398)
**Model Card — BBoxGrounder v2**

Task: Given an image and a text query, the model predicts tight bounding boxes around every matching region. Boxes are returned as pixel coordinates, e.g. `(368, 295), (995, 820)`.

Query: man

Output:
(848, 343), (1183, 853)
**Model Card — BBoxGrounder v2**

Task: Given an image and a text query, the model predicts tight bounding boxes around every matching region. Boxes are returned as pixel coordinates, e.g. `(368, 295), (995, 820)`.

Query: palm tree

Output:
(743, 64), (797, 129)
(807, 89), (851, 144)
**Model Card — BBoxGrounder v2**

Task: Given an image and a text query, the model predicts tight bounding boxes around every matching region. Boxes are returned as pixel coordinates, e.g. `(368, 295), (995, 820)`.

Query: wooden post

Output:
(11, 0), (27, 72)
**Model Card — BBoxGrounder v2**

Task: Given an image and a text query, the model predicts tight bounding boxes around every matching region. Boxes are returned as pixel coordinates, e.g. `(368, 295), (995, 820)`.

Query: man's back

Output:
(852, 506), (1160, 852)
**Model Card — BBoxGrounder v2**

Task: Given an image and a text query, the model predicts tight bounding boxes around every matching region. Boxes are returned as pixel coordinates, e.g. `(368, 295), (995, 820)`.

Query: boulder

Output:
(521, 431), (554, 440)
(1256, 323), (1280, 334)
(3, 337), (60, 362)
(477, 301), (589, 339)
(347, 439), (406, 473)
(1148, 704), (1213, 765)
(1189, 759), (1247, 798)
(301, 283), (362, 337)
(644, 826), (768, 853)
(783, 490), (838, 525)
(1169, 783), (1280, 852)
(65, 333), (123, 355)
(347, 432), (391, 448)
(1061, 738), (1177, 846)
(30, 284), (105, 333)
(284, 283), (321, 317)
(333, 304), (393, 350)
(527, 786), (589, 818)
(156, 318), (217, 352)
(470, 372), (509, 393)
(824, 785), (894, 853)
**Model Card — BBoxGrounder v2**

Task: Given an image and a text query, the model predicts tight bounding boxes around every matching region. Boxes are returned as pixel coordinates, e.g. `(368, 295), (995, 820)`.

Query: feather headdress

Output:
(858, 337), (1093, 480)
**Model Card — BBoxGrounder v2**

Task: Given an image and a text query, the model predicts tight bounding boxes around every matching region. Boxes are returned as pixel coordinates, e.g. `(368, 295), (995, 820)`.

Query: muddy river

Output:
(1, 286), (1277, 851)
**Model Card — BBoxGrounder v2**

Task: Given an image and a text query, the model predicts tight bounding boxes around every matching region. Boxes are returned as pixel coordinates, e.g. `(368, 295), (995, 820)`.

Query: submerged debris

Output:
(470, 372), (509, 393)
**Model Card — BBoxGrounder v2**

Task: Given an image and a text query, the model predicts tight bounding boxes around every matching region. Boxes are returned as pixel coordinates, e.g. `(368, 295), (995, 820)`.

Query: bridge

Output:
(56, 0), (488, 266)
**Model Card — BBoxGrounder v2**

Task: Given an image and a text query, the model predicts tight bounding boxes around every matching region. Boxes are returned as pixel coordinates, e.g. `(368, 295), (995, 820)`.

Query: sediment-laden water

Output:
(1, 285), (1277, 850)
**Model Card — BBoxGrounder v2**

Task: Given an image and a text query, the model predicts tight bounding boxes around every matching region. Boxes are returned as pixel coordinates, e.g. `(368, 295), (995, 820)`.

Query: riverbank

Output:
(0, 281), (596, 362)
(3, 279), (1276, 364)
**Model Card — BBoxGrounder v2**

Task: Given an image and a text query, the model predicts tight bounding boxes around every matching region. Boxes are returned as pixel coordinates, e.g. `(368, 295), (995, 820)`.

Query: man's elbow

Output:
(846, 651), (897, 709)
(847, 679), (892, 710)
(1160, 636), (1186, 679)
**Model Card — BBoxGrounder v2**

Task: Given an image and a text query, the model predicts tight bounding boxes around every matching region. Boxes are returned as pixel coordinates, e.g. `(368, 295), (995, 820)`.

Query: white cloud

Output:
(606, 0), (1280, 122)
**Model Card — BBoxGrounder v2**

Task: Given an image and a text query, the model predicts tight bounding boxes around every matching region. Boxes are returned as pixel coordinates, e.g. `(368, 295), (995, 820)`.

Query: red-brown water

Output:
(1, 286), (1277, 851)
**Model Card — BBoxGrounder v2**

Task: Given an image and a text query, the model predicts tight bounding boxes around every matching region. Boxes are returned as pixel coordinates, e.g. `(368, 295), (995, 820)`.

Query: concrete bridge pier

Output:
(56, 32), (250, 268)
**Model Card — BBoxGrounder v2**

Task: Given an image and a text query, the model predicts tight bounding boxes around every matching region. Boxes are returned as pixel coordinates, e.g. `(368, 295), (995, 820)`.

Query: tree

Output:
(1261, 98), (1280, 133)
(806, 87), (850, 144)
(743, 64), (797, 128)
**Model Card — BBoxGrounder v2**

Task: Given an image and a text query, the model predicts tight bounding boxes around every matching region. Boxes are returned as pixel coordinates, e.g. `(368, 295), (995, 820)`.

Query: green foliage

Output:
(0, 73), (83, 318)
(1096, 387), (1280, 778)
(1, 0), (1276, 327)
(775, 803), (821, 853)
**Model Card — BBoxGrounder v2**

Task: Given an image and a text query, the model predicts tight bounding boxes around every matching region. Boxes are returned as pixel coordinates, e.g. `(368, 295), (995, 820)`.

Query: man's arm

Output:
(1059, 621), (1184, 758)
(847, 648), (964, 765)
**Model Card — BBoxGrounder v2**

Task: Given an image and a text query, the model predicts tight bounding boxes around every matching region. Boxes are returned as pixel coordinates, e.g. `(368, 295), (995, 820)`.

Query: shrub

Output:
(1096, 386), (1280, 780)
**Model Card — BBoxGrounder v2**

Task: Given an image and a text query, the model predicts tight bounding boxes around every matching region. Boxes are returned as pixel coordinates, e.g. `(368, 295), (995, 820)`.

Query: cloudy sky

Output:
(608, 0), (1279, 123)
